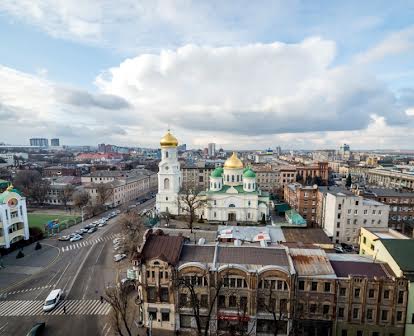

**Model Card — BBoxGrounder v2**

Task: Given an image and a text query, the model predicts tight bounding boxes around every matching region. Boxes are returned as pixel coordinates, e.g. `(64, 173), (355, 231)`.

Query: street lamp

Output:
(81, 205), (87, 223)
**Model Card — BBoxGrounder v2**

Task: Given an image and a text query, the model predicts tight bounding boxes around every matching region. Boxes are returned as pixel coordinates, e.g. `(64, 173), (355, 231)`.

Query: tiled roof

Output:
(282, 228), (332, 244)
(141, 233), (185, 266)
(381, 239), (414, 272)
(179, 245), (216, 263)
(290, 248), (335, 276)
(217, 246), (289, 266)
(330, 260), (394, 278)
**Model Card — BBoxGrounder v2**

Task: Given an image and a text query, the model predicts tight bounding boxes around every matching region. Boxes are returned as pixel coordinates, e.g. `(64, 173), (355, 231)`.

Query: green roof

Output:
(207, 185), (257, 194)
(381, 239), (414, 273)
(285, 209), (306, 225)
(243, 168), (256, 178)
(211, 168), (223, 178)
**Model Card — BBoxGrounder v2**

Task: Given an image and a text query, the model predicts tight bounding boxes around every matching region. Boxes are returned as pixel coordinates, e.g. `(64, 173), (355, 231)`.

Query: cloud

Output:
(96, 39), (409, 136)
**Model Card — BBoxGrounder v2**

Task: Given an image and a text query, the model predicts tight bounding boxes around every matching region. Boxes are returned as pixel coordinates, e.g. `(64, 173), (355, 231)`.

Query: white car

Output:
(43, 289), (63, 312)
(114, 254), (126, 262)
(70, 234), (83, 242)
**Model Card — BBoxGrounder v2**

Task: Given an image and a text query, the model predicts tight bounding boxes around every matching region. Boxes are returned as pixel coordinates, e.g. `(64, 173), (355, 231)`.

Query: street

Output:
(0, 197), (155, 336)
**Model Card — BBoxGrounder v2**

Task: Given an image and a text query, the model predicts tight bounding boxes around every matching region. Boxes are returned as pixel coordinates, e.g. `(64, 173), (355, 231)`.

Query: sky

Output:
(1, 1), (414, 150)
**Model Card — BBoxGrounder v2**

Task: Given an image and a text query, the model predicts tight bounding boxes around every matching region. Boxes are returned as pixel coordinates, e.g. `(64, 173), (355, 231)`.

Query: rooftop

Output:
(179, 245), (215, 264)
(381, 239), (414, 273)
(330, 260), (394, 279)
(282, 228), (332, 245)
(216, 246), (289, 267)
(289, 248), (336, 277)
(139, 231), (185, 265)
(362, 227), (409, 240)
(363, 188), (414, 198)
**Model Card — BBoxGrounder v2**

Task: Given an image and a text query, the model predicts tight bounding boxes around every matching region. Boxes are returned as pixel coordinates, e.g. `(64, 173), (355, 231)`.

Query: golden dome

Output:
(224, 152), (243, 169)
(160, 131), (178, 148)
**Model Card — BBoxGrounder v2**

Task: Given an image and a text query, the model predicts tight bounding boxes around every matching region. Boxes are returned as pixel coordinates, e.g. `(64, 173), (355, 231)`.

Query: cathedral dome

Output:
(160, 131), (178, 148)
(243, 168), (256, 178)
(224, 152), (243, 169)
(211, 168), (223, 178)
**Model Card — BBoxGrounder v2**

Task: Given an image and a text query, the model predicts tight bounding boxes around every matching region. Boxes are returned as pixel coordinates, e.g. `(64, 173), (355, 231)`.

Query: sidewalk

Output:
(0, 241), (59, 291)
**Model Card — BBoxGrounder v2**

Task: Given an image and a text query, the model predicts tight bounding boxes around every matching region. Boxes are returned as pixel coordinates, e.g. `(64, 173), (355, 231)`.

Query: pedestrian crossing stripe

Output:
(0, 285), (53, 299)
(60, 233), (122, 252)
(0, 300), (111, 316)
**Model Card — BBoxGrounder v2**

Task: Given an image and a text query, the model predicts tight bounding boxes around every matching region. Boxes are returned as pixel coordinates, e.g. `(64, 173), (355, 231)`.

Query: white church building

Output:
(156, 131), (270, 224)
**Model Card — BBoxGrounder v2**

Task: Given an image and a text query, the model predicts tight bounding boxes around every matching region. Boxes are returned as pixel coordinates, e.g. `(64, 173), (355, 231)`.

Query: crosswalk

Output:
(61, 233), (121, 252)
(0, 285), (53, 299)
(0, 300), (111, 316)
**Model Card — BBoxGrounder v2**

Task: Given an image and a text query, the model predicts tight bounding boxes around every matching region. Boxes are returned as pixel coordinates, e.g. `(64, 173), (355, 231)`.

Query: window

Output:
(354, 288), (360, 298)
(324, 282), (331, 292)
(309, 304), (317, 313)
(299, 281), (305, 290)
(311, 282), (318, 291)
(384, 290), (390, 299)
(338, 204), (342, 210)
(368, 289), (375, 298)
(148, 287), (157, 303)
(240, 296), (248, 310)
(146, 271), (150, 279)
(366, 308), (373, 320)
(339, 287), (346, 296)
(214, 212), (217, 218)
(323, 304), (329, 315)
(229, 295), (237, 308)
(370, 244), (374, 251)
(200, 295), (208, 308)
(337, 222), (341, 228)
(381, 310), (388, 321)
(347, 219), (351, 225)
(373, 210), (376, 215)
(280, 299), (287, 313)
(397, 311), (403, 322)
(364, 209), (368, 214)
(363, 237), (367, 244)
(179, 294), (187, 306)
(341, 330), (347, 336)
(338, 307), (344, 318)
(338, 213), (341, 219)
(149, 310), (157, 320)
(162, 312), (170, 321)
(165, 151), (168, 158)
(354, 210), (358, 215)
(163, 177), (170, 190)
(160, 288), (169, 302)
(398, 290), (404, 304)
(356, 331), (363, 336)
(218, 295), (226, 308)
(355, 201), (359, 206)
(353, 308), (359, 319)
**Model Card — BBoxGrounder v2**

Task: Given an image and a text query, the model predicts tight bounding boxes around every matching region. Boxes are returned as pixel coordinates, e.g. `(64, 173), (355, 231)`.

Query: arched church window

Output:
(165, 151), (169, 158)
(229, 204), (236, 208)
(227, 175), (229, 182)
(164, 178), (170, 190)
(214, 183), (217, 189)
(236, 175), (239, 182)
(248, 183), (251, 189)
(232, 175), (235, 182)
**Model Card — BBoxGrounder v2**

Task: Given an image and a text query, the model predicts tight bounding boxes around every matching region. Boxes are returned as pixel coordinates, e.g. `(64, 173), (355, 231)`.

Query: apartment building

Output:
(284, 183), (319, 226)
(295, 162), (329, 185)
(181, 164), (215, 190)
(252, 164), (280, 192)
(0, 185), (29, 248)
(323, 189), (389, 245)
(357, 188), (414, 234)
(279, 166), (297, 188)
(367, 168), (414, 191)
(359, 227), (409, 258)
(134, 230), (409, 336)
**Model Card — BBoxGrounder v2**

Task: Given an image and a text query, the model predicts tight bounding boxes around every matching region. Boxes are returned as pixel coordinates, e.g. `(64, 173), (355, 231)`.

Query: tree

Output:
(258, 287), (288, 336)
(118, 212), (144, 259)
(14, 170), (50, 204)
(72, 190), (90, 211)
(103, 284), (135, 336)
(160, 209), (171, 226)
(96, 183), (114, 206)
(178, 183), (206, 233)
(60, 184), (75, 209)
(345, 173), (352, 187)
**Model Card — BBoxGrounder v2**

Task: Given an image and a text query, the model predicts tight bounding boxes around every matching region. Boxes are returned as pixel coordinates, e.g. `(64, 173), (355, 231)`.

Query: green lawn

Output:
(28, 213), (80, 232)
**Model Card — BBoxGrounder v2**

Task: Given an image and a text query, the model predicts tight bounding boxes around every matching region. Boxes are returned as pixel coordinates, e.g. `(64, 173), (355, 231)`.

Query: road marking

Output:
(0, 300), (111, 316)
(59, 234), (119, 253)
(0, 285), (54, 299)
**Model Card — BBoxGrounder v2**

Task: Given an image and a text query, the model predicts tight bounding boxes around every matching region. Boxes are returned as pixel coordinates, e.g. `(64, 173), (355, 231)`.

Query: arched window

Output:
(227, 175), (229, 182)
(236, 175), (239, 182)
(214, 182), (217, 189)
(248, 183), (251, 189)
(232, 175), (235, 182)
(164, 178), (170, 190)
(165, 151), (169, 158)
(229, 204), (236, 208)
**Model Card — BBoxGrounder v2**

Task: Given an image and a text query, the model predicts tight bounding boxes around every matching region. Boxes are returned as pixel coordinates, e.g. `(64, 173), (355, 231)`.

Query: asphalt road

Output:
(0, 197), (155, 336)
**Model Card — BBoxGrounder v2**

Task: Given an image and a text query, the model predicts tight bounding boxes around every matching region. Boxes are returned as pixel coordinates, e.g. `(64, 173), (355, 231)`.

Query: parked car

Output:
(81, 228), (89, 233)
(70, 235), (83, 242)
(115, 210), (121, 214)
(43, 289), (62, 312)
(87, 227), (97, 234)
(335, 245), (344, 253)
(58, 236), (70, 241)
(26, 322), (45, 336)
(113, 254), (126, 262)
(98, 223), (106, 227)
(75, 230), (84, 235)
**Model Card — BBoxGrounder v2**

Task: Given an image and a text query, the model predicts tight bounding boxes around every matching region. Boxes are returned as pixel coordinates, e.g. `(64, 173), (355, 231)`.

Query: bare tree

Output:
(160, 209), (171, 226)
(72, 189), (90, 211)
(178, 183), (206, 233)
(118, 212), (144, 259)
(258, 287), (288, 336)
(103, 284), (136, 336)
(60, 184), (75, 209)
(14, 170), (50, 204)
(96, 183), (114, 206)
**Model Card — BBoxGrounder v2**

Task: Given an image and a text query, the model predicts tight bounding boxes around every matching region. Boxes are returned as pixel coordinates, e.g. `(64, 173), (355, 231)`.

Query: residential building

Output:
(322, 188), (389, 245)
(43, 165), (81, 177)
(0, 185), (30, 248)
(252, 164), (280, 192)
(50, 138), (60, 147)
(29, 138), (48, 147)
(284, 183), (319, 225)
(279, 166), (297, 188)
(181, 163), (215, 190)
(44, 176), (81, 206)
(330, 254), (407, 336)
(295, 162), (329, 186)
(0, 152), (28, 166)
(208, 143), (216, 157)
(75, 152), (123, 162)
(367, 167), (414, 191)
(357, 188), (414, 234)
(339, 143), (351, 160)
(359, 227), (409, 258)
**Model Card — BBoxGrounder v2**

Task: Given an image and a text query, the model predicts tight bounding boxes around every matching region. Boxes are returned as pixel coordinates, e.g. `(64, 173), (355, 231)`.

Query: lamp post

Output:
(81, 205), (87, 223)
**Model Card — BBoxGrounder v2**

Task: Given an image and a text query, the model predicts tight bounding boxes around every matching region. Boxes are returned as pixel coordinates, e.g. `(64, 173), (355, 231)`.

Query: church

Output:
(156, 131), (270, 224)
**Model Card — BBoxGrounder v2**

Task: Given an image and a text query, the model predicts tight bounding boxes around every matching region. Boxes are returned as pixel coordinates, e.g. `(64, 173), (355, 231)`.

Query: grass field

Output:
(28, 213), (80, 232)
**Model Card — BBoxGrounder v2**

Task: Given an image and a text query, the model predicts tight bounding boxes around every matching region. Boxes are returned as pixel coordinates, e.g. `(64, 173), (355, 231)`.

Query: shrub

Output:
(16, 250), (24, 259)
(35, 242), (42, 250)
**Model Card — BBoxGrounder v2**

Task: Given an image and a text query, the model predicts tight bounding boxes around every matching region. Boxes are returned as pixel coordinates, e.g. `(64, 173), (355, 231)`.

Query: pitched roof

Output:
(330, 260), (394, 278)
(179, 245), (216, 264)
(217, 246), (289, 266)
(141, 233), (185, 266)
(380, 239), (414, 272)
(282, 228), (332, 244)
(290, 249), (335, 276)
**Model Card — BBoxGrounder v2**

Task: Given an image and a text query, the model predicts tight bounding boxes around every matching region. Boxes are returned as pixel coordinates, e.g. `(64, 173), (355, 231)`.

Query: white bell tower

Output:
(156, 131), (181, 215)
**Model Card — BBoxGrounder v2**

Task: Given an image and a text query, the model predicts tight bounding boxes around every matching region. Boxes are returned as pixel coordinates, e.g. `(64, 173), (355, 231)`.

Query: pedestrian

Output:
(63, 305), (66, 314)
(100, 295), (104, 303)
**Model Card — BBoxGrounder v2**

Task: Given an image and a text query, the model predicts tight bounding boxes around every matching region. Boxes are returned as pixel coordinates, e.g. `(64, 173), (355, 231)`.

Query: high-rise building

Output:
(208, 143), (216, 157)
(98, 143), (106, 152)
(29, 138), (48, 147)
(50, 138), (60, 147)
